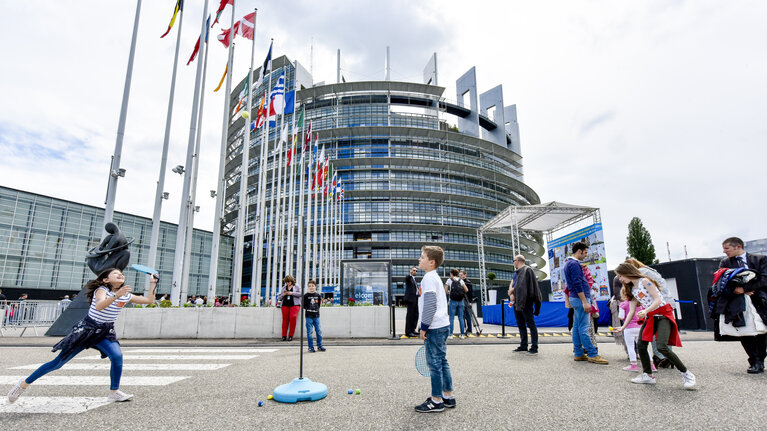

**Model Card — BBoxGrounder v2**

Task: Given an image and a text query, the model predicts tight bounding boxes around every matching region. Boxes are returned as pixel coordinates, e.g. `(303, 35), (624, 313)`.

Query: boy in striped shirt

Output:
(415, 245), (455, 413)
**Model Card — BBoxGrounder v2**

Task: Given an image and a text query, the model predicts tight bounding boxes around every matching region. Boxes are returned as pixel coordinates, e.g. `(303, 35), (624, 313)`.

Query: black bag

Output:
(449, 278), (464, 301)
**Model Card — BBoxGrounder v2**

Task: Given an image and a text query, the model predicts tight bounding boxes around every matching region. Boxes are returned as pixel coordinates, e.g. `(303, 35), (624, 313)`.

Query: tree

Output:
(626, 217), (658, 264)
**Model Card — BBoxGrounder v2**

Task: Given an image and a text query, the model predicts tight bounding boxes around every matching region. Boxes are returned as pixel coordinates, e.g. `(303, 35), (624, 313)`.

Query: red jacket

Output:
(641, 303), (682, 347)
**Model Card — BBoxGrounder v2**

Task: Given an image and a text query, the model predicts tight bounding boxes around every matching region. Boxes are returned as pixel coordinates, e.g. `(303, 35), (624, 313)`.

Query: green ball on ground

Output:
(355, 389), (361, 395)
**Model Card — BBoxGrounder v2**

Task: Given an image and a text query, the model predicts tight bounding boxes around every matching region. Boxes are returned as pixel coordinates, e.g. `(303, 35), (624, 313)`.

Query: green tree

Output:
(626, 217), (657, 264)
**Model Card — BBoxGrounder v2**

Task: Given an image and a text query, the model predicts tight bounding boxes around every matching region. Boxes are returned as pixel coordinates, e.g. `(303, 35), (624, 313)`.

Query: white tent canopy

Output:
(476, 201), (601, 304)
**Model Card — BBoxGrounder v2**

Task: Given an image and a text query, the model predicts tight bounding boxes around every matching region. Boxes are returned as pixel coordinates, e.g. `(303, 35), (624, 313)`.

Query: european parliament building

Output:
(224, 55), (545, 299)
(0, 186), (233, 300)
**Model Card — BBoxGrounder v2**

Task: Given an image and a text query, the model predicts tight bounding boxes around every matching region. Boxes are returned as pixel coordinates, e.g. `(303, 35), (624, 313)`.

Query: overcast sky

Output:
(1, 1), (765, 271)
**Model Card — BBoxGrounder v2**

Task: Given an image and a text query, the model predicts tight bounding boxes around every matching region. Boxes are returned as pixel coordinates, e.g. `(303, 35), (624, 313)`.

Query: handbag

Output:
(719, 295), (767, 337)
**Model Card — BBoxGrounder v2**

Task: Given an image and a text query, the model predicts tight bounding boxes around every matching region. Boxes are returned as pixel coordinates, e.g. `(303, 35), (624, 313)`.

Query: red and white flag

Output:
(217, 12), (255, 48)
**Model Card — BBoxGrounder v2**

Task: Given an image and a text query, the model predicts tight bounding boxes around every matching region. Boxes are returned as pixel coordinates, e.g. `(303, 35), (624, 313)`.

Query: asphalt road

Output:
(0, 333), (765, 430)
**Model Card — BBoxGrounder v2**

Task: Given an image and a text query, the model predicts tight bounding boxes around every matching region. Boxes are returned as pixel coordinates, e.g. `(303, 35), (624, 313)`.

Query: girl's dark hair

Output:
(84, 268), (121, 302)
(615, 263), (660, 301)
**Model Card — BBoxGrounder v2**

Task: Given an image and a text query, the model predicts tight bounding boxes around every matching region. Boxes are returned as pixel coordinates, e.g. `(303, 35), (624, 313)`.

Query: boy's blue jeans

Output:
(424, 326), (453, 398)
(448, 300), (465, 335)
(26, 338), (123, 390)
(305, 316), (322, 349)
(571, 302), (598, 357)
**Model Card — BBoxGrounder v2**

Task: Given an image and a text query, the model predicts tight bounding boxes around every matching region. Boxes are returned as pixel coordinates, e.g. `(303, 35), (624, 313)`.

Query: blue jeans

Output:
(571, 302), (598, 357)
(424, 326), (453, 398)
(448, 300), (465, 335)
(26, 338), (123, 390)
(305, 316), (323, 349)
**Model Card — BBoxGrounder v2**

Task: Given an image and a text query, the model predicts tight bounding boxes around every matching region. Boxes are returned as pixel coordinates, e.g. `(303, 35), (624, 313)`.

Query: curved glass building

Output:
(223, 55), (545, 301)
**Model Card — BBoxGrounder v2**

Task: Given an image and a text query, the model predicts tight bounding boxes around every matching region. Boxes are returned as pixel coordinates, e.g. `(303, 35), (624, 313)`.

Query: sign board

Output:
(548, 223), (609, 302)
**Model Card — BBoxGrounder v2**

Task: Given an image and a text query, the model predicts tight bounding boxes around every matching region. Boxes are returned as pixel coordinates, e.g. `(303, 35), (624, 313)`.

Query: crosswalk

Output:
(0, 347), (277, 414)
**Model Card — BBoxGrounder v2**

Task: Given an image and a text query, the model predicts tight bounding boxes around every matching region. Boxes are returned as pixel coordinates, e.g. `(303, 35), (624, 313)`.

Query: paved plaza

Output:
(0, 332), (765, 430)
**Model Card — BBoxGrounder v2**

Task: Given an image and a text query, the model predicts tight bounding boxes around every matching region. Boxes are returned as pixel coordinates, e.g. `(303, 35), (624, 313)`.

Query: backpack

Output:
(449, 278), (464, 301)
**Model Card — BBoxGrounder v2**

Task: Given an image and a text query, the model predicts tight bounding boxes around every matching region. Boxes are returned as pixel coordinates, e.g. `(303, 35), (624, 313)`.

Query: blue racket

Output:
(415, 346), (430, 377)
(130, 264), (160, 280)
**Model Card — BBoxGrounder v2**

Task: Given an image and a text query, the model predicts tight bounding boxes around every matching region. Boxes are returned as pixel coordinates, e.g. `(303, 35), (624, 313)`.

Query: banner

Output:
(548, 223), (609, 302)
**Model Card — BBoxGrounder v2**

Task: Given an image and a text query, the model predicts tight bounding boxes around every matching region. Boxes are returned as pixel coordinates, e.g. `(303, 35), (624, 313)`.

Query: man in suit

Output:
(404, 267), (420, 337)
(719, 236), (767, 374)
(509, 255), (542, 355)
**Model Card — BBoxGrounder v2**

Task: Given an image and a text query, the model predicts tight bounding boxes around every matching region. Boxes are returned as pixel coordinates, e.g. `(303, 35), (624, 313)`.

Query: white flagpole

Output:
(294, 119), (307, 291)
(265, 69), (283, 305)
(207, 0), (237, 305)
(273, 121), (286, 295)
(230, 8), (257, 306)
(253, 40), (273, 304)
(302, 128), (313, 289)
(318, 170), (326, 288)
(170, 0), (210, 306)
(180, 16), (211, 301)
(148, 2), (183, 279)
(311, 149), (321, 281)
(103, 0), (142, 237)
(285, 92), (299, 278)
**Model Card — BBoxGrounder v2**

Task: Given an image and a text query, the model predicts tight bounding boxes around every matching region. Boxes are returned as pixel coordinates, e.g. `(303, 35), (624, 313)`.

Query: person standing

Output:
(404, 267), (420, 337)
(719, 237), (767, 374)
(278, 275), (301, 341)
(445, 268), (468, 339)
(303, 280), (326, 353)
(509, 255), (542, 355)
(459, 270), (474, 336)
(414, 245), (455, 413)
(564, 242), (608, 364)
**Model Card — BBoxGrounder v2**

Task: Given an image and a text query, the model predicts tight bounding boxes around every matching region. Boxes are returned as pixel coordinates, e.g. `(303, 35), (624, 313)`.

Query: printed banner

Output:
(548, 223), (609, 302)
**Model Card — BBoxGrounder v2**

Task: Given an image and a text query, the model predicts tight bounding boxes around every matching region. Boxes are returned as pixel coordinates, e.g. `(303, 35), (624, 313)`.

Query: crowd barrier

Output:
(0, 300), (64, 337)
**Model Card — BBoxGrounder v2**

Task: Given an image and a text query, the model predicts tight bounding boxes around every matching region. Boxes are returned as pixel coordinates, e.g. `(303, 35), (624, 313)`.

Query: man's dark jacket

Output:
(513, 265), (542, 313)
(404, 273), (418, 304)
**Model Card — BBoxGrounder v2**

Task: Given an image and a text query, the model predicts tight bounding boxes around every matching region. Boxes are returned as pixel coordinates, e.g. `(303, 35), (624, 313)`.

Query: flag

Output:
(267, 72), (285, 126)
(284, 90), (295, 114)
(212, 0), (233, 26)
(217, 12), (255, 48)
(186, 15), (210, 66)
(255, 41), (273, 88)
(253, 94), (266, 129)
(214, 63), (227, 92)
(161, 0), (183, 38)
(324, 165), (333, 195)
(232, 74), (249, 114)
(303, 120), (312, 152)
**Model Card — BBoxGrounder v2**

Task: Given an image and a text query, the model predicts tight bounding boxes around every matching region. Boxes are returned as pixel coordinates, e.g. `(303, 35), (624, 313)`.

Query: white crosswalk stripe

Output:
(76, 354), (259, 360)
(0, 376), (188, 386)
(12, 363), (231, 371)
(3, 346), (275, 414)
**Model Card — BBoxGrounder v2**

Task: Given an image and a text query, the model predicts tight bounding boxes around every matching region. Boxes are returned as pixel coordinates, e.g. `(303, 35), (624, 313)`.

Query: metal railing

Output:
(1, 300), (65, 337)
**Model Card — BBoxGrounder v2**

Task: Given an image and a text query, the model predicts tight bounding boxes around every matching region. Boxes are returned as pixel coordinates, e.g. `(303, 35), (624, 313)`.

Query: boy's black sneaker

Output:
(442, 397), (456, 408)
(318, 346), (326, 352)
(415, 398), (444, 413)
(308, 347), (315, 353)
(526, 348), (538, 355)
(513, 346), (528, 353)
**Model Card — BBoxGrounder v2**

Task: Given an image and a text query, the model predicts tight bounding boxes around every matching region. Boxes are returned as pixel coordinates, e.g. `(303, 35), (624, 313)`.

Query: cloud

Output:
(579, 111), (615, 136)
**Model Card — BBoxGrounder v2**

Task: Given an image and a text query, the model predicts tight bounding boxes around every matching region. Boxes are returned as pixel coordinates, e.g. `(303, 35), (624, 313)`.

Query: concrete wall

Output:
(114, 306), (391, 339)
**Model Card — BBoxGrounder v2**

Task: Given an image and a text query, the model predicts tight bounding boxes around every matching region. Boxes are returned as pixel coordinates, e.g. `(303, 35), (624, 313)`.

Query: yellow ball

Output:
(241, 111), (250, 119)
(267, 394), (273, 400)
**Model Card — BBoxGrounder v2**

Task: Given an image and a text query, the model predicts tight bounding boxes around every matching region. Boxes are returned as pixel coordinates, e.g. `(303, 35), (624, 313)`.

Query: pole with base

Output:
(273, 214), (328, 403)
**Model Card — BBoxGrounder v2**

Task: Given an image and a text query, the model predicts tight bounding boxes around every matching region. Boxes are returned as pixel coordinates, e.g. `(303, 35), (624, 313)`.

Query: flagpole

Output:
(170, 0), (209, 306)
(230, 8), (257, 306)
(273, 121), (286, 297)
(294, 115), (306, 292)
(147, 2), (183, 280)
(301, 125), (313, 292)
(180, 15), (211, 301)
(253, 40), (274, 304)
(207, 0), (238, 306)
(103, 0), (142, 237)
(304, 135), (315, 287)
(285, 100), (298, 278)
(311, 147), (321, 282)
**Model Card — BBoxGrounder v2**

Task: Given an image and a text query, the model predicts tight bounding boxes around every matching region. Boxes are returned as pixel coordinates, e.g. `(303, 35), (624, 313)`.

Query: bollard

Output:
(501, 300), (506, 337)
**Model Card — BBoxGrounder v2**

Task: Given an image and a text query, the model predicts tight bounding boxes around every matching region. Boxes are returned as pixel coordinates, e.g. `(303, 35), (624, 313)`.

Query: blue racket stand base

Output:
(273, 377), (328, 403)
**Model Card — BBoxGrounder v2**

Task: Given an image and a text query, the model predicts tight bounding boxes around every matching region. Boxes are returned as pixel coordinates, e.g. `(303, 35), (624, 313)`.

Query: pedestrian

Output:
(615, 290), (655, 373)
(60, 295), (72, 311)
(614, 263), (696, 389)
(194, 296), (203, 306)
(415, 245), (455, 413)
(278, 275), (301, 341)
(7, 268), (158, 403)
(718, 237), (767, 374)
(445, 268), (468, 339)
(609, 277), (626, 352)
(303, 279), (325, 353)
(563, 242), (608, 364)
(459, 270), (474, 336)
(404, 266), (420, 337)
(509, 255), (542, 355)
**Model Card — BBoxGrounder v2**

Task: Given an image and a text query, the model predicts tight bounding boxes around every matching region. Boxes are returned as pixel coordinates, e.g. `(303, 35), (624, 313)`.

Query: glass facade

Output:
(0, 186), (233, 298)
(224, 56), (544, 300)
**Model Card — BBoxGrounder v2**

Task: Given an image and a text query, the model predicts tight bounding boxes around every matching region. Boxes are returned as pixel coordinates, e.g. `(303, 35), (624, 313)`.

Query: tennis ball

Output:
(355, 389), (361, 395)
(608, 326), (615, 331)
(258, 401), (264, 407)
(348, 389), (353, 394)
(241, 111), (250, 119)
(267, 395), (273, 400)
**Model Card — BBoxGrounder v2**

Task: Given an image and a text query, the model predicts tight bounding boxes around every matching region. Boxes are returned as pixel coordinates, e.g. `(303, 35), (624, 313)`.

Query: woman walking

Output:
(7, 268), (157, 403)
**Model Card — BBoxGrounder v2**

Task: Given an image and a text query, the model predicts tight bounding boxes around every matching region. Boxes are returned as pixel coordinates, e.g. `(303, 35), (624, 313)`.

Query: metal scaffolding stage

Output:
(476, 201), (601, 305)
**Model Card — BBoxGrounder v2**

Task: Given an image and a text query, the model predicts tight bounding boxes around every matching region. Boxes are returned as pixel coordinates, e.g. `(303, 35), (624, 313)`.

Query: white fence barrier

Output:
(1, 300), (64, 336)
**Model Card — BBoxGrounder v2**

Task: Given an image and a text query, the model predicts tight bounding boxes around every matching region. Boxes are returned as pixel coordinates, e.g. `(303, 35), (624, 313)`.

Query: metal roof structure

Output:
(476, 202), (601, 304)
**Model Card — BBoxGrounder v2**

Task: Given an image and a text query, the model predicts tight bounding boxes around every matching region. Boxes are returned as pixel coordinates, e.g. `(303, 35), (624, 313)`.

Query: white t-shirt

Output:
(632, 277), (667, 309)
(195, 297), (203, 306)
(419, 270), (449, 330)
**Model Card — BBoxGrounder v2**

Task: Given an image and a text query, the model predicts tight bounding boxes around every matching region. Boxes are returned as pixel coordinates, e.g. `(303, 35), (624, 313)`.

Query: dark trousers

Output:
(638, 316), (687, 374)
(741, 333), (767, 365)
(405, 300), (419, 335)
(515, 303), (538, 349)
(463, 300), (473, 333)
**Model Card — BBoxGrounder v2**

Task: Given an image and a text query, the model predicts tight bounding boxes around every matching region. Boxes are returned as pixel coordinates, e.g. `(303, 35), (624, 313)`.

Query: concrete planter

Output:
(115, 306), (391, 339)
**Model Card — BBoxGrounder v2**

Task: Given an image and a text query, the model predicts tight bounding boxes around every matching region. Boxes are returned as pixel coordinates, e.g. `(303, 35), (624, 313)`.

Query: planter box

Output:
(115, 306), (391, 339)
